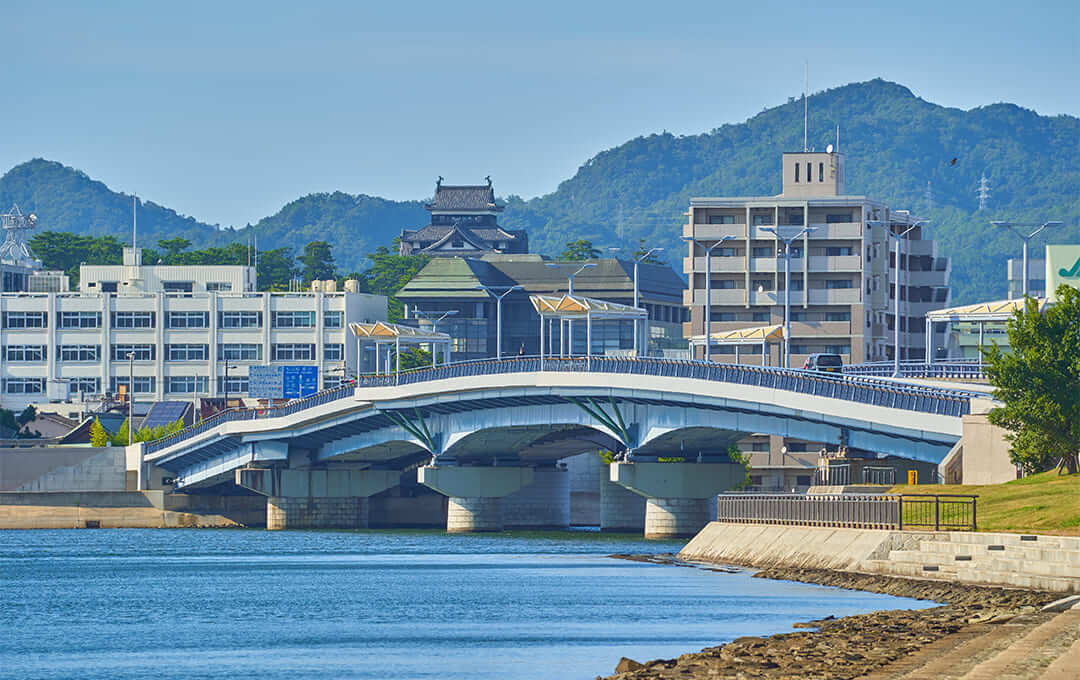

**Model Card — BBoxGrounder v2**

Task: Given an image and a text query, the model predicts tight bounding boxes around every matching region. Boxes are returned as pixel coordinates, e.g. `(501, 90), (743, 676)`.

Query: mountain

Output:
(1, 79), (1077, 302)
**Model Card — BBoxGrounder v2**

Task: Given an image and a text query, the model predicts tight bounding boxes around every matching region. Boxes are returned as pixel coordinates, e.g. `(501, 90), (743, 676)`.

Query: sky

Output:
(5, 0), (1078, 228)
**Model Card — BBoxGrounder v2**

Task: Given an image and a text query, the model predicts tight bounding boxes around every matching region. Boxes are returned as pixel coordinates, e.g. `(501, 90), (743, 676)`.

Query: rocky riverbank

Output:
(599, 555), (1057, 680)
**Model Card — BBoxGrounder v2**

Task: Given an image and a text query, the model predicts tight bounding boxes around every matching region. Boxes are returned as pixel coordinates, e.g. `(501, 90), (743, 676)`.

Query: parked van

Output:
(803, 353), (843, 373)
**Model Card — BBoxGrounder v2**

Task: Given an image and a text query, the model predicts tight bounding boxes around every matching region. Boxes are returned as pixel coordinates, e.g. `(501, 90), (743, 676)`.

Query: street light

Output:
(612, 246), (666, 356)
(682, 235), (734, 362)
(759, 227), (817, 368)
(545, 262), (596, 355)
(127, 353), (134, 446)
(476, 285), (523, 359)
(992, 220), (1062, 298)
(223, 364), (238, 410)
(412, 309), (458, 366)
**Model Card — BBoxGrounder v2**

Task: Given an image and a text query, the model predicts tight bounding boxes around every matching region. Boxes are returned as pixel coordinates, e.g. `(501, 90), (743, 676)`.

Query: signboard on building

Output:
(1045, 245), (1080, 302)
(248, 365), (284, 399)
(248, 365), (318, 399)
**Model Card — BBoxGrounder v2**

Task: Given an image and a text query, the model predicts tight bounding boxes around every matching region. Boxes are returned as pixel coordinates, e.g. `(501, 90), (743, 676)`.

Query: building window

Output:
(717, 247), (737, 257)
(112, 311), (155, 328)
(708, 214), (736, 224)
(112, 344), (155, 361)
(788, 279), (804, 291)
(825, 311), (851, 322)
(68, 378), (100, 395)
(162, 281), (193, 293)
(167, 376), (208, 394)
(751, 247), (774, 258)
(272, 311), (316, 328)
(825, 344), (851, 355)
(218, 344), (262, 361)
(826, 247), (853, 256)
(790, 246), (803, 258)
(715, 280), (737, 289)
(219, 311), (262, 329)
(324, 343), (344, 361)
(794, 163), (799, 182)
(749, 442), (769, 452)
(324, 311), (344, 329)
(166, 311), (209, 328)
(271, 343), (315, 361)
(790, 311), (807, 322)
(4, 378), (44, 394)
(826, 279), (854, 289)
(796, 475), (812, 487)
(751, 279), (772, 291)
(59, 311), (102, 329)
(166, 344), (209, 361)
(221, 375), (248, 394)
(713, 346), (736, 354)
(806, 163), (812, 181)
(3, 311), (47, 328)
(59, 345), (101, 362)
(752, 312), (770, 322)
(111, 376), (156, 394)
(716, 312), (737, 322)
(5, 345), (46, 362)
(826, 213), (852, 224)
(751, 214), (774, 226)
(819, 163), (824, 182)
(206, 282), (232, 292)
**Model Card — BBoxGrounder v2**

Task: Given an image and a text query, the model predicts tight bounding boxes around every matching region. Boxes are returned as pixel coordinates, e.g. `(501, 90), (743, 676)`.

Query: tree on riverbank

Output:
(983, 285), (1080, 475)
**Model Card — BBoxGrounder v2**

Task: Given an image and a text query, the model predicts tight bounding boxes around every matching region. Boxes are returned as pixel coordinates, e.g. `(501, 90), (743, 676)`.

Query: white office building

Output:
(0, 248), (386, 411)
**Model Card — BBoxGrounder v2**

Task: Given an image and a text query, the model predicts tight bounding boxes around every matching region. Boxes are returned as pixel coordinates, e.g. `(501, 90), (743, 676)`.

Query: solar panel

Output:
(142, 401), (191, 430)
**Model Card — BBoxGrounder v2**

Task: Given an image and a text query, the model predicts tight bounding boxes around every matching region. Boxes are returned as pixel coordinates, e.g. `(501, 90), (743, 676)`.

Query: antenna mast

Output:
(976, 173), (991, 211)
(132, 195), (137, 250)
(803, 63), (808, 152)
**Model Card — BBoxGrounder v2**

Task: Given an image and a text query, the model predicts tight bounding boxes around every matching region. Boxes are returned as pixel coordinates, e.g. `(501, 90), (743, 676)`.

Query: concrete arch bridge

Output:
(142, 357), (984, 536)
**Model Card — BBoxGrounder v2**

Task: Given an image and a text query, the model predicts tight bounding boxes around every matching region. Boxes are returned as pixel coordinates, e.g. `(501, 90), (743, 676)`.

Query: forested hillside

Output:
(1, 79), (1076, 303)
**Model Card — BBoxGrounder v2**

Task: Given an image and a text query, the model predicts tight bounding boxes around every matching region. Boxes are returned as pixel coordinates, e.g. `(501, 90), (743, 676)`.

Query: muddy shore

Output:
(599, 554), (1057, 680)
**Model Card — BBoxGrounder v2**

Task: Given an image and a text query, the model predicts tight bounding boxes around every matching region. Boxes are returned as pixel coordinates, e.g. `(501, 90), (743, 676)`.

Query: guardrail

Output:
(844, 360), (986, 381)
(145, 356), (977, 456)
(716, 493), (977, 531)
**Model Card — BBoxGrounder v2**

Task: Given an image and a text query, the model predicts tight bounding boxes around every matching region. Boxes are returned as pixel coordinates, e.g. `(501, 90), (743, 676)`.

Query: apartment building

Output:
(1007, 257), (1046, 299)
(684, 150), (951, 367)
(0, 249), (386, 411)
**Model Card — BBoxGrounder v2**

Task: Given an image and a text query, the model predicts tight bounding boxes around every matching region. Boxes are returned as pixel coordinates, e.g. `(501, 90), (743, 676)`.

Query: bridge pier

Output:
(236, 467), (399, 530)
(503, 466), (570, 530)
(418, 466), (535, 532)
(600, 475), (646, 532)
(610, 462), (744, 538)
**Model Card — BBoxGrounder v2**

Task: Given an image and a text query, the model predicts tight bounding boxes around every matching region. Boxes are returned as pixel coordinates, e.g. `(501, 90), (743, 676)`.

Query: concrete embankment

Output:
(0, 491), (265, 529)
(679, 522), (1080, 593)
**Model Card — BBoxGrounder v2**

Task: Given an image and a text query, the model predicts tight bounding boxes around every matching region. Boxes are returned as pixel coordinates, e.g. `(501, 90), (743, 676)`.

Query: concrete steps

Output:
(917, 540), (1080, 566)
(887, 549), (1080, 579)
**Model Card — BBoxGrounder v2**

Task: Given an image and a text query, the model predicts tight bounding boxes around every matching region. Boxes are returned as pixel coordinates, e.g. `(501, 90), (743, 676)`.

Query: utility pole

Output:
(682, 235), (734, 362)
(476, 286), (522, 360)
(761, 227), (816, 368)
(992, 220), (1063, 297)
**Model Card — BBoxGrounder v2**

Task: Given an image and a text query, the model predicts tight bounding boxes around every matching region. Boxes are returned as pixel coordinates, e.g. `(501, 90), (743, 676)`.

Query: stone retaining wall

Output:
(0, 491), (265, 529)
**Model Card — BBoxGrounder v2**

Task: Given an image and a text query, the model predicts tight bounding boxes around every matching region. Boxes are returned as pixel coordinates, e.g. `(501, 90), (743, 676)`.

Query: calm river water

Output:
(0, 529), (932, 679)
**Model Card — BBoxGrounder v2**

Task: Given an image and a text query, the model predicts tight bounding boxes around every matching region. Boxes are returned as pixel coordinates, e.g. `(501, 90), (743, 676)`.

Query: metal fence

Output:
(145, 356), (977, 455)
(844, 360), (985, 381)
(717, 493), (977, 531)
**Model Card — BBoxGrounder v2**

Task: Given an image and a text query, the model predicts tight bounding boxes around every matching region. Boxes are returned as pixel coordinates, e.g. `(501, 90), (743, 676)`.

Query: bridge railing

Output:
(844, 360), (985, 381)
(145, 356), (977, 455)
(716, 493), (977, 531)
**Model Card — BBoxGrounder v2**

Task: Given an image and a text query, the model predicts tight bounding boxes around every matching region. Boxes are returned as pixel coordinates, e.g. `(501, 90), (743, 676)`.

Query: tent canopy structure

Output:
(349, 321), (452, 374)
(926, 298), (1047, 324)
(529, 293), (647, 320)
(689, 324), (785, 346)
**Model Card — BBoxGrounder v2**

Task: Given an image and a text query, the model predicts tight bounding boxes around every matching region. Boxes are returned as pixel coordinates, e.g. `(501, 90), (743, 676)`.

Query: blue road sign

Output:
(282, 365), (319, 398)
(248, 366), (284, 399)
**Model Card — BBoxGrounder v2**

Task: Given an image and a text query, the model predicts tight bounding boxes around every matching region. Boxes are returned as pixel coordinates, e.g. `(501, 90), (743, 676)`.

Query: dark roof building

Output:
(396, 254), (687, 361)
(399, 178), (528, 257)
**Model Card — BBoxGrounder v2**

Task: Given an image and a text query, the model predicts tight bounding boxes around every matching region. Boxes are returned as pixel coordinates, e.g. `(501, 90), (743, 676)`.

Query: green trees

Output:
(984, 285), (1080, 474)
(560, 239), (600, 261)
(90, 419), (110, 447)
(299, 240), (337, 282)
(631, 238), (666, 264)
(359, 244), (431, 321)
(95, 418), (186, 447)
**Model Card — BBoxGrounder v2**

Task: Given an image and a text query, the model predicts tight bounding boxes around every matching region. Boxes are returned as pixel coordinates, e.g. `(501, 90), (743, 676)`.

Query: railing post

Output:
(898, 496), (904, 531)
(970, 495), (977, 531)
(934, 495), (940, 531)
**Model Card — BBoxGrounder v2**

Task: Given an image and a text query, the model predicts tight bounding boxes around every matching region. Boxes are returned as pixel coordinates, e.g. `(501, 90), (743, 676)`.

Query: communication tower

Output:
(924, 180), (934, 213)
(976, 173), (991, 211)
(0, 204), (42, 268)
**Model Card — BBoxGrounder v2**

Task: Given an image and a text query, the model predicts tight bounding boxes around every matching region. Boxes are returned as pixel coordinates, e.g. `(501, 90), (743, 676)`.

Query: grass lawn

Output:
(888, 471), (1080, 536)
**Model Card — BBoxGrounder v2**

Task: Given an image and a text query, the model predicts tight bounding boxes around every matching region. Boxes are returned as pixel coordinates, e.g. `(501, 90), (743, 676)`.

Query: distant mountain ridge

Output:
(2, 79), (1077, 303)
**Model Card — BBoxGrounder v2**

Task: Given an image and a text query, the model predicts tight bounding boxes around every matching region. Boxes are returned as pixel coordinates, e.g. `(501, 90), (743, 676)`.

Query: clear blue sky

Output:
(6, 0), (1077, 228)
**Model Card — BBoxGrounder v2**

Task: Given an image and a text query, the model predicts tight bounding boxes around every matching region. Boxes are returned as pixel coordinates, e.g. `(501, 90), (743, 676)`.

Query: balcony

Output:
(806, 255), (863, 272)
(808, 221), (864, 239)
(683, 223), (746, 241)
(807, 288), (862, 305)
(683, 256), (748, 273)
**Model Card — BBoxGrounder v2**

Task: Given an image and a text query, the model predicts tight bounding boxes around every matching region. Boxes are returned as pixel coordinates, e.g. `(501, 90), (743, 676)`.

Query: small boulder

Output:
(615, 657), (643, 673)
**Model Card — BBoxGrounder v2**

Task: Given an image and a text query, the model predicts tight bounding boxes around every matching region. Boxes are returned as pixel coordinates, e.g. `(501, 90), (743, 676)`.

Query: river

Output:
(0, 529), (933, 679)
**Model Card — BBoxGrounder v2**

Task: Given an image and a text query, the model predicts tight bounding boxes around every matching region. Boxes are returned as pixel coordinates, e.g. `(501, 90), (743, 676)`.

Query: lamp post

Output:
(476, 285), (522, 359)
(412, 309), (458, 366)
(223, 363), (237, 409)
(127, 353), (134, 446)
(760, 227), (817, 368)
(545, 262), (596, 355)
(991, 220), (1062, 297)
(611, 246), (665, 356)
(682, 235), (734, 362)
(885, 219), (928, 377)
